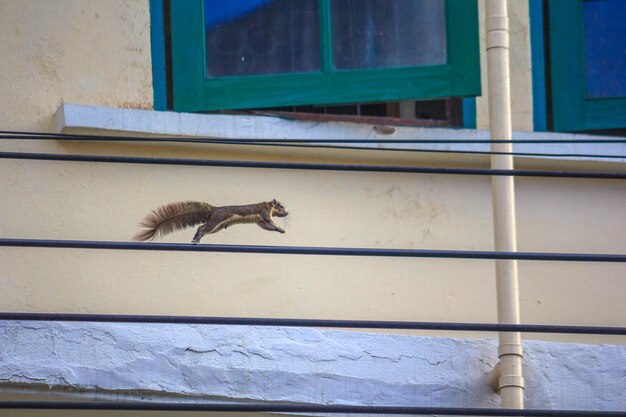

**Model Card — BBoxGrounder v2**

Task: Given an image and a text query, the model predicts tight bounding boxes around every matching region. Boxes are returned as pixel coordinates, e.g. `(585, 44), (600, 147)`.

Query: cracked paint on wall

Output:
(1, 322), (624, 411)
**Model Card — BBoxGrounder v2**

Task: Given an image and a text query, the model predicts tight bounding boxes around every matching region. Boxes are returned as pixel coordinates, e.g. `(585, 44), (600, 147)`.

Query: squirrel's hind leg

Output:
(191, 224), (210, 244)
(191, 214), (230, 244)
(191, 228), (203, 245)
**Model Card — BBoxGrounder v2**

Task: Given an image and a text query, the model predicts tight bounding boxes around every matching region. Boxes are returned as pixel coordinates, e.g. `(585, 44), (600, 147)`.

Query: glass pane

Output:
(330, 0), (447, 70)
(582, 0), (626, 98)
(204, 0), (320, 77)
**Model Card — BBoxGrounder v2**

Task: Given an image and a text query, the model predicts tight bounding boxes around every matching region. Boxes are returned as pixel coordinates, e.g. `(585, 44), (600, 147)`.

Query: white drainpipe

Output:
(485, 0), (525, 410)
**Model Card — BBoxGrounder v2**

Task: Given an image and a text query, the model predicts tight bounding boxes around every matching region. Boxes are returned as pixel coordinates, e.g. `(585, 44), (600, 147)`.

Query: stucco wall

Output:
(0, 0), (153, 132)
(1, 322), (625, 413)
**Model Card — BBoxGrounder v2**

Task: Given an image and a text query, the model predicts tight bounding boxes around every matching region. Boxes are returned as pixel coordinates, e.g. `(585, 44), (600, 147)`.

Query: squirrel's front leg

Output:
(259, 210), (285, 234)
(257, 220), (285, 234)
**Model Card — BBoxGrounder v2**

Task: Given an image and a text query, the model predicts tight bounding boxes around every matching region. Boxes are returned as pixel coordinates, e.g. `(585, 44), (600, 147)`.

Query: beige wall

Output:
(1, 143), (625, 344)
(0, 0), (153, 132)
(0, 1), (624, 345)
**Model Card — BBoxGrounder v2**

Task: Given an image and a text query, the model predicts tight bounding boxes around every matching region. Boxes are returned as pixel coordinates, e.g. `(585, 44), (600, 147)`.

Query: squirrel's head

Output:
(270, 199), (288, 217)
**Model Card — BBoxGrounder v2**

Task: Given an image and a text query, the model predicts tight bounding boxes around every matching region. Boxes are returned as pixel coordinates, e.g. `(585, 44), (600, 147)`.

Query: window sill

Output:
(54, 103), (625, 165)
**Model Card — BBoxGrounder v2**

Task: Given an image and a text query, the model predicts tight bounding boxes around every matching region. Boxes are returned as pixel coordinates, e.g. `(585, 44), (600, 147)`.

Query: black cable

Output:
(3, 130), (626, 144)
(0, 401), (623, 416)
(1, 152), (625, 179)
(5, 131), (625, 159)
(1, 238), (624, 262)
(266, 143), (626, 159)
(5, 133), (624, 160)
(2, 312), (623, 335)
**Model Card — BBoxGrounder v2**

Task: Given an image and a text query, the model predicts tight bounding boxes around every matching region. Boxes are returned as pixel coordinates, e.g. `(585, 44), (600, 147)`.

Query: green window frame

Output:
(548, 0), (626, 132)
(169, 0), (480, 112)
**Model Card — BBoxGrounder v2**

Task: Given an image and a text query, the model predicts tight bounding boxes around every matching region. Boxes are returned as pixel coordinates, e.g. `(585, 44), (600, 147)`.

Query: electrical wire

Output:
(5, 135), (625, 160)
(0, 401), (623, 415)
(2, 131), (626, 159)
(1, 238), (624, 262)
(1, 152), (625, 179)
(1, 312), (623, 335)
(3, 130), (626, 144)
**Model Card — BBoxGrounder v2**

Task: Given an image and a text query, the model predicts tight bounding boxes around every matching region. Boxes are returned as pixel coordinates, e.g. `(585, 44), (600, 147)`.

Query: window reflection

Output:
(330, 0), (447, 70)
(204, 0), (321, 77)
(582, 0), (626, 98)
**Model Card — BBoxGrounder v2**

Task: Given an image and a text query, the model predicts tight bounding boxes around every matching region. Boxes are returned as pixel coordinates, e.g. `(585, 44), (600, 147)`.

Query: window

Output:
(164, 0), (480, 113)
(547, 0), (626, 132)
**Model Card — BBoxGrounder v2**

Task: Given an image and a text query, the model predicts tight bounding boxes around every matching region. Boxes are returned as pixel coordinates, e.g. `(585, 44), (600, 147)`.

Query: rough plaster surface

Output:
(0, 0), (153, 132)
(1, 322), (625, 412)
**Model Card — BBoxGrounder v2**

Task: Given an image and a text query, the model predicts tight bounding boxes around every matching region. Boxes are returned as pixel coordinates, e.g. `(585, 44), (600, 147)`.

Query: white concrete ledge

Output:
(54, 103), (626, 163)
(1, 322), (625, 412)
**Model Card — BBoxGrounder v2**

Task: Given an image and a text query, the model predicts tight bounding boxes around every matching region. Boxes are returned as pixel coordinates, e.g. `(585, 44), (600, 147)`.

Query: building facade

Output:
(0, 0), (625, 415)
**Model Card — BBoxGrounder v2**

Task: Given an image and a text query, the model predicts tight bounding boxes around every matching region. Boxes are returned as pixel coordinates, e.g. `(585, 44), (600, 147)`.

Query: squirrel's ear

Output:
(271, 199), (277, 205)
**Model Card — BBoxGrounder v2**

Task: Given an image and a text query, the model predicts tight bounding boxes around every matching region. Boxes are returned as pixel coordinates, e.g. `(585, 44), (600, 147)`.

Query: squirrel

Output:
(133, 199), (288, 244)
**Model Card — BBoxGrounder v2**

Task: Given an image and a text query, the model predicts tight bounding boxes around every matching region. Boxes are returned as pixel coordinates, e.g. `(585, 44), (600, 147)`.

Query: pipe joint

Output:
(498, 343), (523, 357)
(499, 375), (525, 390)
(486, 30), (510, 50)
(488, 362), (526, 392)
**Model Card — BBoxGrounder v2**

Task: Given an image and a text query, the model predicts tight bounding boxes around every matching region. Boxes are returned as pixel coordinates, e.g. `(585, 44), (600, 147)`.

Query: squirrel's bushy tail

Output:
(133, 201), (213, 241)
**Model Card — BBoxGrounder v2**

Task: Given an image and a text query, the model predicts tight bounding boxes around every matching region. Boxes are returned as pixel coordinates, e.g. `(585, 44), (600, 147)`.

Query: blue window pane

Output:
(582, 0), (626, 98)
(204, 0), (320, 77)
(330, 0), (447, 70)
